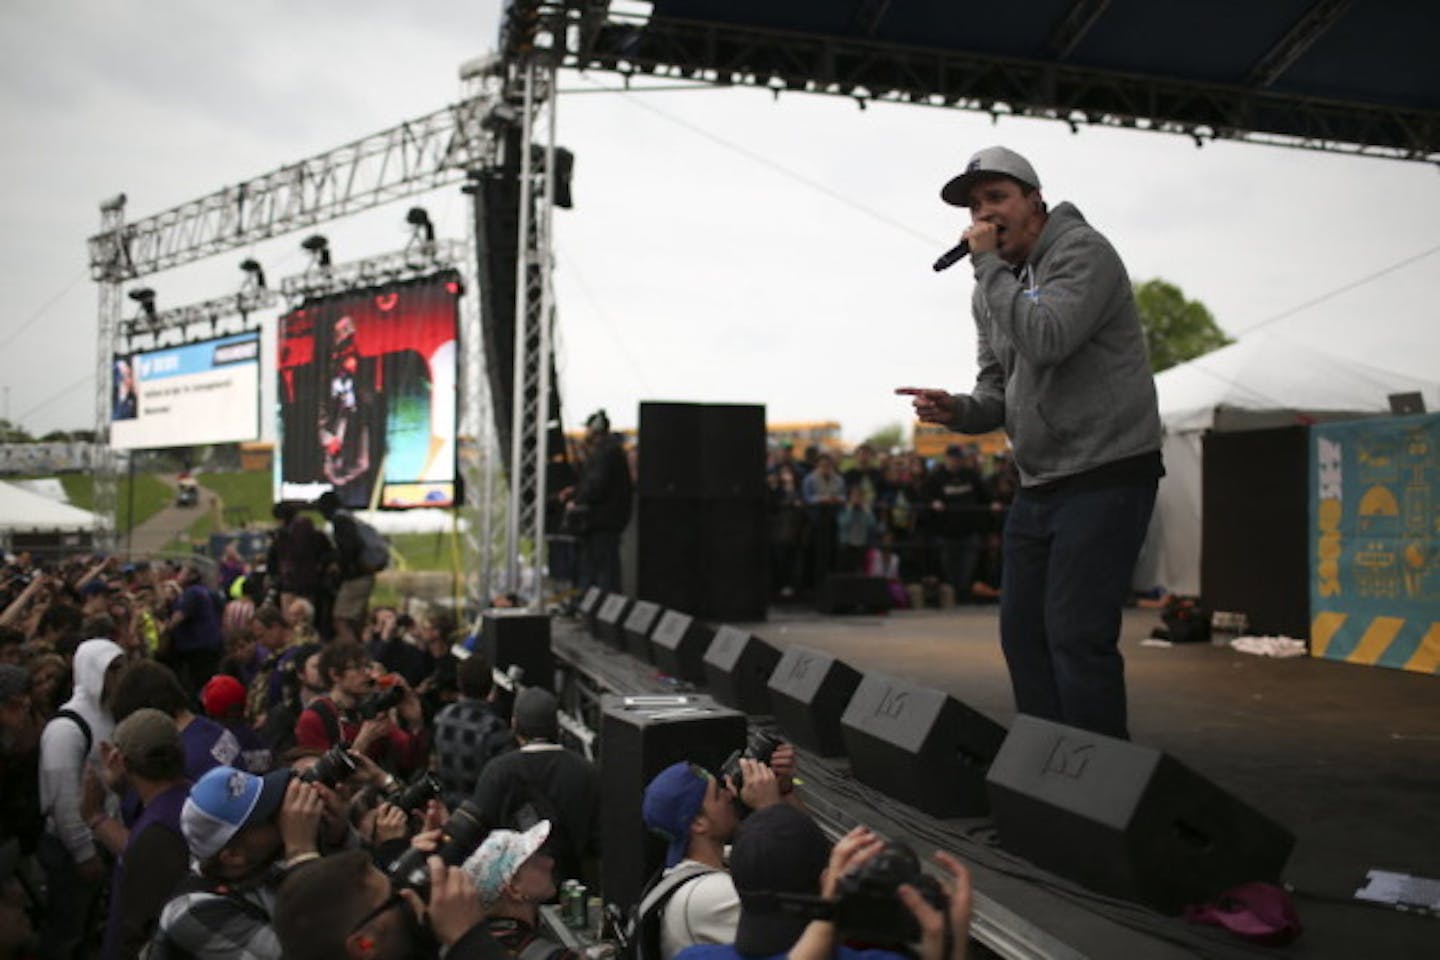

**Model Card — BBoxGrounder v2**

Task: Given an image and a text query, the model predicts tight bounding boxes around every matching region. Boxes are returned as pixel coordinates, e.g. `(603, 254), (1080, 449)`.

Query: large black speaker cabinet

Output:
(650, 610), (714, 682)
(703, 626), (781, 715)
(621, 600), (663, 663)
(637, 402), (767, 622)
(599, 694), (747, 910)
(594, 593), (633, 647)
(1202, 426), (1309, 638)
(479, 611), (554, 692)
(638, 402), (766, 499)
(985, 715), (1295, 914)
(767, 646), (861, 756)
(840, 672), (1006, 818)
(637, 499), (766, 623)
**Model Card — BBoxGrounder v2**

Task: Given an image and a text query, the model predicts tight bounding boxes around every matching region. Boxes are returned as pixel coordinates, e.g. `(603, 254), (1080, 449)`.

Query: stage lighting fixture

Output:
(240, 258), (267, 289)
(300, 234), (331, 268)
(406, 207), (436, 243)
(127, 287), (158, 326)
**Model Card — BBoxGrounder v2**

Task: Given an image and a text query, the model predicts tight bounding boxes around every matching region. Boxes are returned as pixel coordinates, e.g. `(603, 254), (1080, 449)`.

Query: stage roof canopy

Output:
(569, 0), (1440, 162)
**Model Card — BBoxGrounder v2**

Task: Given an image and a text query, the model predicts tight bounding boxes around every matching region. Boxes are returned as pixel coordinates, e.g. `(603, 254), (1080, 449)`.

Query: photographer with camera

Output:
(637, 755), (785, 959)
(273, 817), (510, 960)
(294, 641), (426, 777)
(785, 826), (973, 960)
(471, 687), (599, 890)
(152, 765), (325, 958)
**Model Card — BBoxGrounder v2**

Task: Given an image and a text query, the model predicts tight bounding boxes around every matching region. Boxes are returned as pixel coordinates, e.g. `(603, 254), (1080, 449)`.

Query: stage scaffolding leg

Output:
(91, 195), (129, 552)
(504, 55), (558, 609)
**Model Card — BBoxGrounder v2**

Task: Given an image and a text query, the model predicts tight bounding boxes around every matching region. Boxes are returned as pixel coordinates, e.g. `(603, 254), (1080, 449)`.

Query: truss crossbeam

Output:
(88, 98), (502, 282)
(572, 17), (1440, 162)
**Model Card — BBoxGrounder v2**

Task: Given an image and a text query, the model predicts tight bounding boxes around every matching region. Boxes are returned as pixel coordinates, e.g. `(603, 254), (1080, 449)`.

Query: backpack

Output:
(53, 709), (93, 756)
(350, 514), (390, 573)
(620, 863), (719, 960)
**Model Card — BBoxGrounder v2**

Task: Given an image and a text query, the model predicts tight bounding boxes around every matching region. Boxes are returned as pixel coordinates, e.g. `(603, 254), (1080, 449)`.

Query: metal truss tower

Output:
(87, 89), (508, 603)
(502, 53), (560, 607)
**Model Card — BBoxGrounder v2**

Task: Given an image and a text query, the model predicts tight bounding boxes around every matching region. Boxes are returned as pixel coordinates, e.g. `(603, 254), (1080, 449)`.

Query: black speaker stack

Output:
(598, 694), (746, 910)
(636, 402), (767, 622)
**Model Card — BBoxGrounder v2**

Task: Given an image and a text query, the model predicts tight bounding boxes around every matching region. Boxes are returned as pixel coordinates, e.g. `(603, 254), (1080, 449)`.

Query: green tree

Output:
(0, 419), (34, 442)
(864, 422), (905, 453)
(1134, 279), (1232, 374)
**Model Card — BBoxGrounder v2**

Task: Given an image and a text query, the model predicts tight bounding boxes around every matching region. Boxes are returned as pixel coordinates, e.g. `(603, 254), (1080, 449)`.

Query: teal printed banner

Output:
(1309, 414), (1440, 674)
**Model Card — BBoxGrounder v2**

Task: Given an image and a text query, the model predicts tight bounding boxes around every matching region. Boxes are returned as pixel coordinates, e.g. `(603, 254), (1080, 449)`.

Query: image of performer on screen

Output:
(318, 315), (375, 506)
(112, 358), (137, 421)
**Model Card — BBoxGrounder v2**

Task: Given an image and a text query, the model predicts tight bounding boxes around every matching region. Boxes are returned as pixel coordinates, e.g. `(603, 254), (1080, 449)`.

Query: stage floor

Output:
(706, 603), (1440, 959)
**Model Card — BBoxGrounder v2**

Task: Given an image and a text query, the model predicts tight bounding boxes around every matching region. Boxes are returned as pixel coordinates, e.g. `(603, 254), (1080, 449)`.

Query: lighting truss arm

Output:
(88, 97), (502, 282)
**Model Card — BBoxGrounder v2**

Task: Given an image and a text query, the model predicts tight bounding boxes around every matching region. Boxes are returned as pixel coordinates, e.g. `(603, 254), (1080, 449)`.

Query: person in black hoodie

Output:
(558, 410), (633, 594)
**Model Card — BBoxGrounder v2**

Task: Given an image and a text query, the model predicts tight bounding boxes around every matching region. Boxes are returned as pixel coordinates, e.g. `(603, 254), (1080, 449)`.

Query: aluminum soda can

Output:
(560, 880), (581, 926)
(572, 883), (589, 929)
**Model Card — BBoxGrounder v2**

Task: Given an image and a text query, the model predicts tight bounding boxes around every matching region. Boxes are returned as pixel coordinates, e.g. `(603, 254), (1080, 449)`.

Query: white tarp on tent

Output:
(1136, 332), (1438, 597)
(0, 480), (99, 534)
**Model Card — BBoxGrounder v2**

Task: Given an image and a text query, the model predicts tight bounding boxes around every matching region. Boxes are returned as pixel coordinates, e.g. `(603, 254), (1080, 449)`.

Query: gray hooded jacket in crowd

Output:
(39, 637), (123, 863)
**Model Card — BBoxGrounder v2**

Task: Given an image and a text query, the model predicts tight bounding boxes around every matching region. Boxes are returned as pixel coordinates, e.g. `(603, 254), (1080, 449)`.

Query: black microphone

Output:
(932, 240), (970, 272)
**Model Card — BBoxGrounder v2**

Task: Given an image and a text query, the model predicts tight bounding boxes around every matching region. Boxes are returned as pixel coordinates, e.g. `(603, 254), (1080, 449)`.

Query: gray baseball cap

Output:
(941, 146), (1041, 207)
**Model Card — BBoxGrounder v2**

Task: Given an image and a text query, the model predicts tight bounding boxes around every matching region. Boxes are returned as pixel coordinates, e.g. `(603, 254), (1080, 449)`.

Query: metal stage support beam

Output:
(570, 14), (1440, 163)
(87, 86), (515, 607)
(502, 53), (560, 610)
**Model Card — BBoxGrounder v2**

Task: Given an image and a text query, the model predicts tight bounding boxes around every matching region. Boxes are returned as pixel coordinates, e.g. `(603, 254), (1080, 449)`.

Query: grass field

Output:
(25, 472), (175, 534)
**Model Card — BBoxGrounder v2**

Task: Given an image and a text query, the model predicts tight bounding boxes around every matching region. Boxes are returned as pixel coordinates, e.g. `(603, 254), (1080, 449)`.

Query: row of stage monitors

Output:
(578, 587), (1295, 917)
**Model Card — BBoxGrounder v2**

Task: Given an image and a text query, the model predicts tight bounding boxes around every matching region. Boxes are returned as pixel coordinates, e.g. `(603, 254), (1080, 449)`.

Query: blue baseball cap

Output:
(181, 765), (292, 860)
(642, 762), (711, 868)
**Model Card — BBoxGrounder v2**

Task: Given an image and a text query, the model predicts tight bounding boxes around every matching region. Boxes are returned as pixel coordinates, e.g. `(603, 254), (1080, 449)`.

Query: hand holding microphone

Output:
(933, 222), (998, 271)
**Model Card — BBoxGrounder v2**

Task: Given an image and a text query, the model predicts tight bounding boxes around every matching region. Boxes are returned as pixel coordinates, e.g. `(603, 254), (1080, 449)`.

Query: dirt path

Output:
(123, 475), (222, 559)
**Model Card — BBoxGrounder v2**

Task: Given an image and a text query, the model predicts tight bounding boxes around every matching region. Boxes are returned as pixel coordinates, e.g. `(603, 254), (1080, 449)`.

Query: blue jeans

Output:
(1000, 481), (1157, 739)
(37, 831), (102, 960)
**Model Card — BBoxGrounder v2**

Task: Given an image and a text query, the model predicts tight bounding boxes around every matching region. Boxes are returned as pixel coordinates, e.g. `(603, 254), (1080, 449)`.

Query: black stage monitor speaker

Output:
(578, 587), (606, 632)
(817, 574), (893, 615)
(985, 715), (1295, 914)
(622, 600), (663, 663)
(599, 694), (747, 910)
(767, 645), (861, 757)
(594, 593), (633, 647)
(480, 610), (554, 692)
(650, 610), (714, 683)
(703, 626), (780, 715)
(840, 672), (1006, 818)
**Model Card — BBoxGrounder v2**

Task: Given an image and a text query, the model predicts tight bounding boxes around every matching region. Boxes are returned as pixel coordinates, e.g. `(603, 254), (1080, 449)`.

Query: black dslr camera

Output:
(299, 745), (359, 788)
(833, 841), (948, 945)
(357, 683), (406, 720)
(387, 800), (491, 895)
(388, 771), (442, 814)
(719, 728), (784, 795)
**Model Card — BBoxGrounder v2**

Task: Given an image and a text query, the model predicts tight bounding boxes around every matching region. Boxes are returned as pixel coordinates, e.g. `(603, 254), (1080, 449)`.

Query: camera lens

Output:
(299, 745), (358, 788)
(391, 771), (442, 813)
(387, 800), (491, 895)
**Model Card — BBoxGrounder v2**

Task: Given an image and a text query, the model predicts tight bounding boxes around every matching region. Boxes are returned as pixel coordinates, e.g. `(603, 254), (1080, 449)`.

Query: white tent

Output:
(0, 480), (99, 534)
(1134, 331), (1438, 597)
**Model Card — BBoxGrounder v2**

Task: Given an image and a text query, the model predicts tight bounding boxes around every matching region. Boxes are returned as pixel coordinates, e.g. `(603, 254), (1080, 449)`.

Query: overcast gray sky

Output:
(3, 1), (1437, 445)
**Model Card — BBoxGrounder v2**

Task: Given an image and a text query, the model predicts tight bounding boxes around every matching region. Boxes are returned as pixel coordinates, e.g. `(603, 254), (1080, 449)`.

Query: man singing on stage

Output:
(900, 146), (1162, 739)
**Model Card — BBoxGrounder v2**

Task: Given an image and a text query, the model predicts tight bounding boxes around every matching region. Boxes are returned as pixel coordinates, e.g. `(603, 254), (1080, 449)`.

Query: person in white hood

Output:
(37, 637), (125, 959)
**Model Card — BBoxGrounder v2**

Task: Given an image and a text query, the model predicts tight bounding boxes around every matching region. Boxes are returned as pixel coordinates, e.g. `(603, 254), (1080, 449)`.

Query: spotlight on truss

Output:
(240, 258), (267, 289)
(300, 234), (331, 268)
(127, 287), (158, 326)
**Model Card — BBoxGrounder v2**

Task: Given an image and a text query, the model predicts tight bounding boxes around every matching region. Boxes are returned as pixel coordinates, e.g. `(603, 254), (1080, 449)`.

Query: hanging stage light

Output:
(240, 258), (267, 290)
(127, 287), (159, 328)
(300, 234), (331, 268)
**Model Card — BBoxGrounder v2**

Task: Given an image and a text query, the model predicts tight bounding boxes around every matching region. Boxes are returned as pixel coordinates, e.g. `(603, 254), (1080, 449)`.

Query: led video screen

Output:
(110, 332), (261, 451)
(276, 272), (459, 509)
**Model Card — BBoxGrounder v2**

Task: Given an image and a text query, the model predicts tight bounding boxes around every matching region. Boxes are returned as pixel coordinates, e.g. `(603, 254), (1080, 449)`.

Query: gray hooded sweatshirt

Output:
(40, 637), (123, 862)
(954, 201), (1161, 487)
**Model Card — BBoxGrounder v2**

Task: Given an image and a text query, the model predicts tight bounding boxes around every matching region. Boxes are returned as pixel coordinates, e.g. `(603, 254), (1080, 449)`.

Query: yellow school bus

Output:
(767, 421), (845, 453)
(912, 422), (1010, 459)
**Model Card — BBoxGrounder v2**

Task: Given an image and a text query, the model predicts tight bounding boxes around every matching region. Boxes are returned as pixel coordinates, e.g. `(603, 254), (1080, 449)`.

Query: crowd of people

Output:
(766, 441), (1016, 607)
(0, 522), (975, 960)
